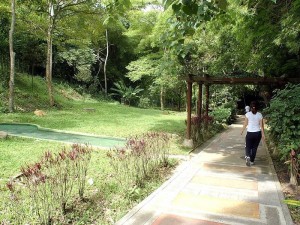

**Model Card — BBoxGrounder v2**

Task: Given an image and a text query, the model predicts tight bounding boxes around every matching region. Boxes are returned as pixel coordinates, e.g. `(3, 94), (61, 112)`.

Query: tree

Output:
(45, 0), (93, 106)
(104, 29), (109, 95)
(8, 0), (15, 113)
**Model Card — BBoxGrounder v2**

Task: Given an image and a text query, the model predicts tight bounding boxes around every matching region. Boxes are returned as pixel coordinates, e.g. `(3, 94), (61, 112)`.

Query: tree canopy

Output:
(0, 0), (299, 110)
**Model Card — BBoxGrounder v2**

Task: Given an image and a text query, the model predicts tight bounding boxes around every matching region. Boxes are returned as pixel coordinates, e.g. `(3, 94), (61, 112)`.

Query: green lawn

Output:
(0, 137), (65, 179)
(0, 100), (188, 175)
(0, 101), (188, 179)
(0, 101), (186, 138)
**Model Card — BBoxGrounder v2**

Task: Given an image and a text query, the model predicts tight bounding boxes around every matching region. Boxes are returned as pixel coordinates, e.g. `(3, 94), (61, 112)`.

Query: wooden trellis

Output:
(185, 75), (300, 141)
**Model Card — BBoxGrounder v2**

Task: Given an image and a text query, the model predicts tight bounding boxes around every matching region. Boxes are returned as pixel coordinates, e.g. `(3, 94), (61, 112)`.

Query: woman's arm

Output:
(241, 117), (248, 135)
(260, 118), (265, 140)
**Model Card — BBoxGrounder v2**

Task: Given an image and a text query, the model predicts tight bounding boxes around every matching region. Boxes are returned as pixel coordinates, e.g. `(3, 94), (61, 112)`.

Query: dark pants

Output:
(246, 131), (262, 162)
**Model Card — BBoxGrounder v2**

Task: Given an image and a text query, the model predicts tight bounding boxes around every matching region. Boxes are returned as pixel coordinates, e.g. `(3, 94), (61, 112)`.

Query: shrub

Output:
(107, 132), (171, 187)
(138, 97), (151, 108)
(189, 115), (222, 146)
(210, 107), (232, 124)
(5, 144), (93, 224)
(264, 83), (300, 185)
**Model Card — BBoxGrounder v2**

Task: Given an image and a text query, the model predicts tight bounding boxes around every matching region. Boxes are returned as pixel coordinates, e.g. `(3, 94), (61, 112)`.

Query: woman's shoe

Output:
(246, 157), (251, 167)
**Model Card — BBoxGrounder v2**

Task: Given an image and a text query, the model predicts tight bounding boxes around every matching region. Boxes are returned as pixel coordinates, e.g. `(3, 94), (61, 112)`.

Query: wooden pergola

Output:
(185, 74), (300, 141)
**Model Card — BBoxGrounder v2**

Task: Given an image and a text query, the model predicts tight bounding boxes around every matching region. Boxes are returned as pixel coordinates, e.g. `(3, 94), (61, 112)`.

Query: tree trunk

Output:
(104, 29), (109, 95)
(8, 0), (16, 113)
(290, 150), (299, 186)
(46, 5), (54, 107)
(160, 86), (164, 111)
(290, 166), (298, 186)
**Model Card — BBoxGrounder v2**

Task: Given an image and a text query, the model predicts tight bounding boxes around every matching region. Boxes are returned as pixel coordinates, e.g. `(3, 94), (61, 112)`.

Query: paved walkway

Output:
(115, 118), (294, 225)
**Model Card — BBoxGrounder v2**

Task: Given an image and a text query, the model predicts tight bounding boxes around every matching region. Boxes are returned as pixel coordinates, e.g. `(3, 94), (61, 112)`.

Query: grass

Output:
(0, 137), (65, 179)
(0, 102), (186, 138)
(0, 74), (188, 224)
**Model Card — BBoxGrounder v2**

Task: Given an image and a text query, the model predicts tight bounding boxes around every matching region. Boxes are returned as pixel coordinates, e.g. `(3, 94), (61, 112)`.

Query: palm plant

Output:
(110, 80), (143, 106)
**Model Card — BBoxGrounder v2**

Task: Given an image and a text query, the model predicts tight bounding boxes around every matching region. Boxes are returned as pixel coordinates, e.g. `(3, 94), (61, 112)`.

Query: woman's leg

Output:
(245, 132), (255, 157)
(250, 132), (262, 162)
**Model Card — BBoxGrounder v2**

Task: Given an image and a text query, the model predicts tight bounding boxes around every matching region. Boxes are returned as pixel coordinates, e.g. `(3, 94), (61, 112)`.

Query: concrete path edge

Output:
(263, 140), (295, 225)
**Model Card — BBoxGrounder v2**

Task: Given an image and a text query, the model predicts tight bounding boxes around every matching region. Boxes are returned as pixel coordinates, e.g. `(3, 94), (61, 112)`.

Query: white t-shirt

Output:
(246, 112), (263, 132)
(245, 106), (250, 113)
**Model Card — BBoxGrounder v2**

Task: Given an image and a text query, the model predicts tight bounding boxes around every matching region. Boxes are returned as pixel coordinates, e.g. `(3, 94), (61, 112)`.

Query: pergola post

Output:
(197, 82), (203, 117)
(183, 80), (194, 147)
(205, 84), (210, 126)
(186, 80), (192, 139)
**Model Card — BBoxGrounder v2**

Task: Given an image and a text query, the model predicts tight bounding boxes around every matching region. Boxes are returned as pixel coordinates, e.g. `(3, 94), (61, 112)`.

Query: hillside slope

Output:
(0, 73), (186, 139)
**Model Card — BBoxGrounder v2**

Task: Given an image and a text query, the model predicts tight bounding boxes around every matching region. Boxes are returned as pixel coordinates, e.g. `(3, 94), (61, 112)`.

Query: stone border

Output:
(0, 122), (126, 150)
(0, 122), (126, 140)
(0, 131), (8, 139)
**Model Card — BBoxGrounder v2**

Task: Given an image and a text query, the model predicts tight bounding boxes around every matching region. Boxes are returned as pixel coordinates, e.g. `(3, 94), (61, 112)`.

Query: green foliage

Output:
(190, 115), (224, 146)
(126, 54), (160, 81)
(284, 199), (300, 207)
(107, 132), (172, 187)
(264, 84), (300, 160)
(210, 107), (232, 124)
(138, 96), (151, 108)
(284, 199), (300, 222)
(163, 0), (228, 16)
(274, 1), (300, 54)
(4, 144), (92, 224)
(110, 80), (143, 106)
(159, 0), (300, 77)
(264, 83), (300, 185)
(265, 84), (300, 184)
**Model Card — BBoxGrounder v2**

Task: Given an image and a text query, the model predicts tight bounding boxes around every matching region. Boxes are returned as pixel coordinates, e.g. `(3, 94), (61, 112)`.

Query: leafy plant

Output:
(107, 132), (171, 187)
(210, 107), (232, 124)
(110, 80), (143, 106)
(6, 144), (93, 224)
(264, 84), (300, 185)
(284, 199), (300, 207)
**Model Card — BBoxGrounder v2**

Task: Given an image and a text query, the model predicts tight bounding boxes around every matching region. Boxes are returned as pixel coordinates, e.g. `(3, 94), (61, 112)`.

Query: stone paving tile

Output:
(172, 192), (260, 219)
(190, 174), (258, 190)
(201, 163), (260, 176)
(184, 183), (259, 201)
(152, 214), (228, 225)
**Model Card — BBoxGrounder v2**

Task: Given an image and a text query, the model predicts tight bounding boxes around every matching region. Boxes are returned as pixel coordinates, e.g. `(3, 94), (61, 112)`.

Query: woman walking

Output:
(241, 101), (265, 166)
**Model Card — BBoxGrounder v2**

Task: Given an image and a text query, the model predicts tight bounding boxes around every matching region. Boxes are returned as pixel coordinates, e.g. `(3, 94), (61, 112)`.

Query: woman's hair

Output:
(250, 101), (258, 113)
